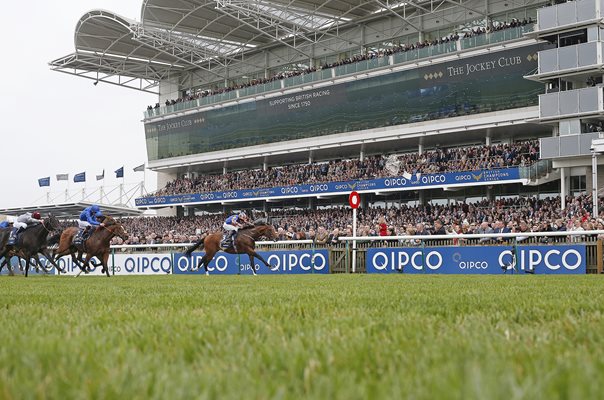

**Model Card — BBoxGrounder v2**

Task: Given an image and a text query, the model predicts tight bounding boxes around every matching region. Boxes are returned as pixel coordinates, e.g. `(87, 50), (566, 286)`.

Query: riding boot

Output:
(232, 231), (238, 252)
(7, 227), (19, 246)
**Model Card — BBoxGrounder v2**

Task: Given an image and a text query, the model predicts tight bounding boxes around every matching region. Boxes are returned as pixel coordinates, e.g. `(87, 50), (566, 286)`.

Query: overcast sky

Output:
(0, 1), (156, 209)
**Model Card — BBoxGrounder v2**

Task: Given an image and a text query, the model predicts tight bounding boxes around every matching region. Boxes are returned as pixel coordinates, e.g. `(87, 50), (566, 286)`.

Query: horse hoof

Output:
(205, 271), (209, 276)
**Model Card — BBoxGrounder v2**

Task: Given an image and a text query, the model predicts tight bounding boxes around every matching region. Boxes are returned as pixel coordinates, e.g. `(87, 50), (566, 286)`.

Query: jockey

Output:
(0, 221), (10, 229)
(75, 204), (104, 244)
(8, 211), (42, 245)
(222, 211), (249, 247)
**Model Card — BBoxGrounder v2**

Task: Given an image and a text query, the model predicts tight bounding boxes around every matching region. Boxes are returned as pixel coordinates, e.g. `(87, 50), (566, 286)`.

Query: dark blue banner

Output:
(74, 172), (86, 183)
(366, 245), (586, 274)
(38, 177), (50, 187)
(136, 167), (522, 206)
(172, 250), (330, 275)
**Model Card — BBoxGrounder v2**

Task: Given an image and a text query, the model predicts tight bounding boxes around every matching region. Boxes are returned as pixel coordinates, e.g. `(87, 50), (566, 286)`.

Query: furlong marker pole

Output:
(352, 207), (357, 273)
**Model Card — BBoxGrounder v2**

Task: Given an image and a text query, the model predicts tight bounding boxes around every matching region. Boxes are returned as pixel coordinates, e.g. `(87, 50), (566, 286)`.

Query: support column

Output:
(309, 150), (314, 164)
(308, 197), (315, 210)
(485, 128), (493, 146)
(418, 191), (425, 206)
(263, 157), (268, 171)
(561, 167), (567, 210)
(593, 153), (599, 217)
(418, 139), (424, 155)
(360, 144), (366, 162)
(223, 161), (228, 175)
(486, 186), (494, 201)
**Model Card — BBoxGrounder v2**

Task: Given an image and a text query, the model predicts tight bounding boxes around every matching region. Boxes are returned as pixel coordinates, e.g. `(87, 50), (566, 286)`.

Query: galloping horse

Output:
(52, 215), (128, 277)
(0, 215), (63, 277)
(184, 221), (278, 275)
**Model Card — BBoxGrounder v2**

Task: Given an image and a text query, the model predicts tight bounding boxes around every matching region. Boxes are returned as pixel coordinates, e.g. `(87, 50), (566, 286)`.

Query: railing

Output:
(144, 25), (535, 119)
(5, 232), (599, 275)
(539, 86), (603, 119)
(538, 41), (602, 75)
(537, 0), (603, 32)
(540, 133), (601, 158)
(520, 159), (553, 181)
(337, 231), (604, 274)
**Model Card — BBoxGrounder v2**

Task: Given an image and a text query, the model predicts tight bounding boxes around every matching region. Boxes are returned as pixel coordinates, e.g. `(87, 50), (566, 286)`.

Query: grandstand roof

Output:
(0, 202), (143, 220)
(50, 0), (488, 92)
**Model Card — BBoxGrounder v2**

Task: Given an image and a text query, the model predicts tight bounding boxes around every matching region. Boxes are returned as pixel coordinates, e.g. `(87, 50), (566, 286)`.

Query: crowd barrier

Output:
(2, 234), (603, 275)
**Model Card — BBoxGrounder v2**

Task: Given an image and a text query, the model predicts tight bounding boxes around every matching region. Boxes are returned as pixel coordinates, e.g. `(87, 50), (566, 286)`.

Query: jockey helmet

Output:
(91, 204), (100, 213)
(32, 212), (41, 219)
(239, 211), (247, 219)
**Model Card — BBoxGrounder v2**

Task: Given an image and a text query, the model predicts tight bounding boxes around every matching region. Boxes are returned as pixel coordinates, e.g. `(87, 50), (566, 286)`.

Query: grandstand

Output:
(50, 0), (604, 221)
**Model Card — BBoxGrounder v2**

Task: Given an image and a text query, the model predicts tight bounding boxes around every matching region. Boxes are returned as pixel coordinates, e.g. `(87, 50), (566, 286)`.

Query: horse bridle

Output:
(100, 222), (127, 239)
(41, 218), (57, 234)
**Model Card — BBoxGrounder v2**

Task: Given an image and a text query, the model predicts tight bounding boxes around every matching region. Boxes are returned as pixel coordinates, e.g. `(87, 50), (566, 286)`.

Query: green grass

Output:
(1, 275), (604, 400)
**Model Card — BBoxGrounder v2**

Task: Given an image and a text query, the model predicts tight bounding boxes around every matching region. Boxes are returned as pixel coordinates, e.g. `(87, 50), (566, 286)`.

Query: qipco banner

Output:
(366, 245), (586, 274)
(1, 253), (174, 276)
(173, 250), (330, 275)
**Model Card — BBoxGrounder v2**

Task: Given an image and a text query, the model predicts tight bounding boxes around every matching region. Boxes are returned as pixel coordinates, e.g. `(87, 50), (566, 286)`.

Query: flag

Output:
(38, 177), (50, 187)
(96, 170), (105, 181)
(74, 172), (86, 183)
(56, 173), (69, 181)
(402, 171), (412, 180)
(115, 167), (124, 178)
(133, 163), (145, 172)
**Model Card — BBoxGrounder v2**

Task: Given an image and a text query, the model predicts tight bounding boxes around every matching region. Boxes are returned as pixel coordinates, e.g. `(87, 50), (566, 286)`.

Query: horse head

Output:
(113, 224), (129, 241)
(44, 213), (61, 231)
(256, 223), (278, 241)
(101, 216), (129, 241)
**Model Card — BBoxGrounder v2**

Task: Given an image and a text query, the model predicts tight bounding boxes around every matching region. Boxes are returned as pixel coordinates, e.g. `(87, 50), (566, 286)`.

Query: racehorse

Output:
(184, 221), (278, 275)
(0, 215), (63, 277)
(52, 215), (128, 277)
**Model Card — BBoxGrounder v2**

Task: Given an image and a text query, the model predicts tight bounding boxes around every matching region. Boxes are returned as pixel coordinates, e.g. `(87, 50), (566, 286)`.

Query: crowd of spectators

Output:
(149, 141), (540, 197)
(111, 194), (603, 245)
(147, 18), (534, 111)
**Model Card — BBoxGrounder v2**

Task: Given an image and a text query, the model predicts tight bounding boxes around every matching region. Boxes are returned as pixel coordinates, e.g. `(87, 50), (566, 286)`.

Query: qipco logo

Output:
(498, 248), (583, 271)
(267, 252), (327, 272)
(372, 251), (442, 271)
(175, 254), (229, 273)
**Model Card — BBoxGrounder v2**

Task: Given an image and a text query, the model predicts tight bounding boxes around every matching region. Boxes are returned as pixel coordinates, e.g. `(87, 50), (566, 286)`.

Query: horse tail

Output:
(47, 233), (62, 247)
(184, 237), (205, 257)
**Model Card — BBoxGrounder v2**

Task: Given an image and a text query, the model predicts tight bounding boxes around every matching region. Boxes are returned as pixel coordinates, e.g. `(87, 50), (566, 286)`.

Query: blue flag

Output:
(38, 177), (50, 187)
(115, 167), (124, 178)
(74, 172), (86, 183)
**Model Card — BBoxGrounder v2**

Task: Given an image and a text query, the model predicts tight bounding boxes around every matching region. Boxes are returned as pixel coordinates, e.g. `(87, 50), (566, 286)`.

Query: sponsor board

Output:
(0, 254), (174, 276)
(136, 168), (521, 206)
(366, 245), (586, 274)
(173, 250), (330, 275)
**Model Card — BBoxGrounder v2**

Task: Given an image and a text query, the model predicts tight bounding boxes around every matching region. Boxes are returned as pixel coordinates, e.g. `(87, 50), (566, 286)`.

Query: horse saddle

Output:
(220, 232), (235, 250)
(73, 229), (87, 246)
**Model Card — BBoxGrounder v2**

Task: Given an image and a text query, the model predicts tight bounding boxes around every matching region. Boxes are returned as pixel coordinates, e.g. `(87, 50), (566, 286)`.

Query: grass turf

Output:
(0, 275), (603, 399)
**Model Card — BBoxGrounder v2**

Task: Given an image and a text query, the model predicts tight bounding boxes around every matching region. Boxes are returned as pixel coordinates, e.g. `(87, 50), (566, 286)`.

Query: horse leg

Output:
(101, 252), (110, 277)
(248, 254), (257, 276)
(32, 254), (49, 275)
(250, 251), (273, 270)
(25, 258), (30, 278)
(195, 254), (210, 275)
(42, 249), (64, 274)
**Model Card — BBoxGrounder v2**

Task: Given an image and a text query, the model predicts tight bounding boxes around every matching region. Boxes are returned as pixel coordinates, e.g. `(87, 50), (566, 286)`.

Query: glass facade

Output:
(145, 43), (549, 161)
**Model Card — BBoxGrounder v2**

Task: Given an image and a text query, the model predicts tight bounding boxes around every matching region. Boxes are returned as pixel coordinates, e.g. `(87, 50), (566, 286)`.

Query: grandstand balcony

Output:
(534, 0), (604, 35)
(529, 41), (604, 79)
(143, 25), (535, 120)
(538, 86), (604, 120)
(540, 132), (601, 158)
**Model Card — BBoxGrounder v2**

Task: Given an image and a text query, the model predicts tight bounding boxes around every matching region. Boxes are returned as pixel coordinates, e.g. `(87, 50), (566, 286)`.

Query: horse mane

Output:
(102, 215), (116, 225)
